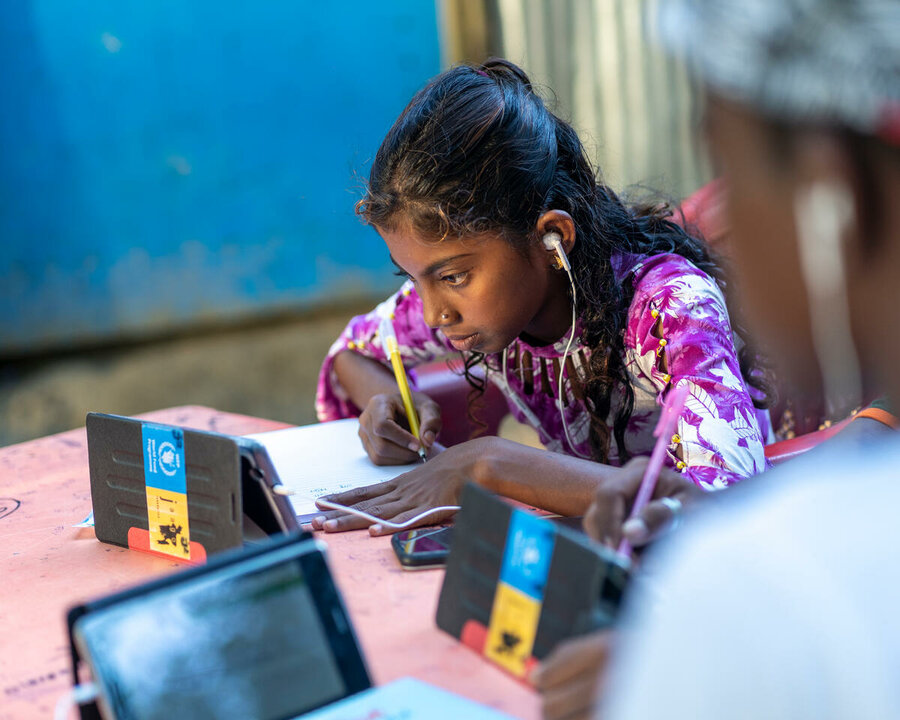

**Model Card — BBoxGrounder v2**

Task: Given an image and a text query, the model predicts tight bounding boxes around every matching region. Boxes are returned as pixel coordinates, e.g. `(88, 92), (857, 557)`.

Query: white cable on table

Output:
(272, 486), (459, 529)
(54, 682), (98, 720)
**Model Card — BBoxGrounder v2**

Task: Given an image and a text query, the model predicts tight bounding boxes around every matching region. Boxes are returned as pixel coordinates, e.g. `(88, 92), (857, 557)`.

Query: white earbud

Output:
(542, 232), (572, 273)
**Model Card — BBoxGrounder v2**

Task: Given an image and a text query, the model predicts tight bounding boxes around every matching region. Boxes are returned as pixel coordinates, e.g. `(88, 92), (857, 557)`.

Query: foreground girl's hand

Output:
(532, 630), (613, 720)
(583, 457), (704, 549)
(309, 437), (493, 535)
(357, 390), (442, 465)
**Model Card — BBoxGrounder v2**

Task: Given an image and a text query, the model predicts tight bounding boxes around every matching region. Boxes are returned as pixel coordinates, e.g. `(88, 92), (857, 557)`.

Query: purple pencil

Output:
(617, 383), (690, 559)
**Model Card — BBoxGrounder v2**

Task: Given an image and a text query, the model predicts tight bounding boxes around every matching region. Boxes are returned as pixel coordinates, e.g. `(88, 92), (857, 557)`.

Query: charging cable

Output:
(54, 682), (98, 720)
(316, 498), (460, 529)
(272, 486), (459, 530)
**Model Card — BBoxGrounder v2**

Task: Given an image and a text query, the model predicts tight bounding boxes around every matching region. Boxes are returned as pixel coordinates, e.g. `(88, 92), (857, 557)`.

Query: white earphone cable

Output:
(558, 268), (591, 459)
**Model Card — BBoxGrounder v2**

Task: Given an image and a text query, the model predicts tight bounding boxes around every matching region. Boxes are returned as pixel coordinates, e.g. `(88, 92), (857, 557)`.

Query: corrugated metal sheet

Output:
(493, 0), (712, 199)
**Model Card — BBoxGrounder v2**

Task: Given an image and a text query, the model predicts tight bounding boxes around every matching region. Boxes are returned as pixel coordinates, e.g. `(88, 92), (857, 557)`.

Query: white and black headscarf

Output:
(658, 0), (900, 145)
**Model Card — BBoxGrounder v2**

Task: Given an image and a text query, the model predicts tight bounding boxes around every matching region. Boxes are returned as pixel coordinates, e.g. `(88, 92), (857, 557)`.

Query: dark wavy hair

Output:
(357, 58), (770, 463)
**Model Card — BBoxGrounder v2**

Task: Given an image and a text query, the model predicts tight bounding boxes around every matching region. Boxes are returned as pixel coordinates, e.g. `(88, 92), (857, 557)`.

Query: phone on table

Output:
(391, 526), (454, 570)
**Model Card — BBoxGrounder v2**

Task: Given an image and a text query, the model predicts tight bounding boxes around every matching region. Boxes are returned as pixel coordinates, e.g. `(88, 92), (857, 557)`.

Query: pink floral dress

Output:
(316, 253), (772, 489)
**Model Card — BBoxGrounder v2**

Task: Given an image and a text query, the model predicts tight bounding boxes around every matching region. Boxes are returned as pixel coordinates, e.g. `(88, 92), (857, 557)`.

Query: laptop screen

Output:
(76, 551), (351, 720)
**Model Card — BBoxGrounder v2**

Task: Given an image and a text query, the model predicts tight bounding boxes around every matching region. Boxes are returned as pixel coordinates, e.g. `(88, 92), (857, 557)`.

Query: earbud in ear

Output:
(542, 232), (571, 273)
(541, 232), (561, 250)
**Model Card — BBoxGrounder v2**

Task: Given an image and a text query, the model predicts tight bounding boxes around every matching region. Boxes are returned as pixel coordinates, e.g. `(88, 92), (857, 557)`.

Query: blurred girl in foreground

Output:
(536, 1), (900, 718)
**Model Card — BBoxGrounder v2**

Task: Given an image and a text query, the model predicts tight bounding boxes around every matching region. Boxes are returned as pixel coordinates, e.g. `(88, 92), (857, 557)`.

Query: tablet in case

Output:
(67, 532), (370, 720)
(435, 483), (630, 679)
(86, 412), (300, 564)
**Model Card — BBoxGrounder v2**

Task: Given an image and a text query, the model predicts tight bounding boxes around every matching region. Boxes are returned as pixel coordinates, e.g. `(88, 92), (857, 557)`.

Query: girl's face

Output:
(378, 221), (572, 354)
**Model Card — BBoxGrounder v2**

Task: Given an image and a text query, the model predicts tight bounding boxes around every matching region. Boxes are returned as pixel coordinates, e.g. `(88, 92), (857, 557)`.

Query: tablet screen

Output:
(77, 556), (350, 720)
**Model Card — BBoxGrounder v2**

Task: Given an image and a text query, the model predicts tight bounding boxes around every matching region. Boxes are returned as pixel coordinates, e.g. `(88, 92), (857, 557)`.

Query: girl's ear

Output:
(535, 210), (576, 257)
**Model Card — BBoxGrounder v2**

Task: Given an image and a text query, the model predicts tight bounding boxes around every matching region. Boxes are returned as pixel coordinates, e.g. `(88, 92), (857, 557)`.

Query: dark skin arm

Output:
(333, 350), (443, 464)
(532, 629), (613, 720)
(310, 434), (622, 535)
(532, 420), (898, 719)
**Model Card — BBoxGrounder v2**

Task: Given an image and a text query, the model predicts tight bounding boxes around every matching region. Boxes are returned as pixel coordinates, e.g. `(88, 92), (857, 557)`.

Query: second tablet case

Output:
(435, 483), (630, 679)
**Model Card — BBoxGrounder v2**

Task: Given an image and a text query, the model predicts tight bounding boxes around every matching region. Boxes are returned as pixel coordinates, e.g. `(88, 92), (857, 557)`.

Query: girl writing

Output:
(314, 59), (771, 533)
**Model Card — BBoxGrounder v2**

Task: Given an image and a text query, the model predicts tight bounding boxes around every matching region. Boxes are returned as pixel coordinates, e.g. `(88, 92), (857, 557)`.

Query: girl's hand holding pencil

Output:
(353, 315), (442, 466)
(582, 385), (701, 557)
(582, 456), (703, 551)
(357, 389), (443, 465)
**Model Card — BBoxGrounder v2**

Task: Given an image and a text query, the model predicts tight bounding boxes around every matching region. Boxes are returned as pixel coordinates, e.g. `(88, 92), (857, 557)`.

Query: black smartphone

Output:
(391, 526), (454, 570)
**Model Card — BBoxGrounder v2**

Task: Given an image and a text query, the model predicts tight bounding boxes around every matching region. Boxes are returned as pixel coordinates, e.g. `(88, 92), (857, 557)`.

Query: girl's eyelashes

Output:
(441, 271), (468, 287)
(393, 267), (467, 287)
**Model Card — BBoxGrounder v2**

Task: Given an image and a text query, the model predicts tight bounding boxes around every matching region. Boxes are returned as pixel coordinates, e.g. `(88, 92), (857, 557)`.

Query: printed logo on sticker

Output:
(157, 441), (180, 476)
(500, 511), (555, 600)
(485, 510), (556, 676)
(485, 582), (542, 675)
(142, 423), (190, 559)
(143, 424), (186, 495)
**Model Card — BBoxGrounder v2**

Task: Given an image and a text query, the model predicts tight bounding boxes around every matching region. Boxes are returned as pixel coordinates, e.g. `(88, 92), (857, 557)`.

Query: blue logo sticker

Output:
(141, 423), (187, 495)
(499, 510), (556, 601)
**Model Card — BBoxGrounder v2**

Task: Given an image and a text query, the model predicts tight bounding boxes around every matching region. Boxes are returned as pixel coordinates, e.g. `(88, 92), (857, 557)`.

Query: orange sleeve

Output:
(853, 407), (900, 429)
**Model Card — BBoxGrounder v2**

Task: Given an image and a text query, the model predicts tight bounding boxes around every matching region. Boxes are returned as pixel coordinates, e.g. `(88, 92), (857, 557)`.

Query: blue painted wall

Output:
(0, 1), (441, 355)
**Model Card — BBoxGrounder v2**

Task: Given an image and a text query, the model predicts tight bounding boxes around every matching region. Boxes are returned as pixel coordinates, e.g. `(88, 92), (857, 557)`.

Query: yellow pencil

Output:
(380, 317), (427, 462)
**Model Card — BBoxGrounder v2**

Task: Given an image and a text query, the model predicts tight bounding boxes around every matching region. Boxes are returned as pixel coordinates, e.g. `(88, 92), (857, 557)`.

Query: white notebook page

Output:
(246, 419), (418, 519)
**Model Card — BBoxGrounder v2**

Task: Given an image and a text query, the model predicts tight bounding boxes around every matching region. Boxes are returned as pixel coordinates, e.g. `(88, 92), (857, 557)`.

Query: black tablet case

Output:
(435, 483), (630, 677)
(86, 412), (299, 562)
(67, 531), (330, 720)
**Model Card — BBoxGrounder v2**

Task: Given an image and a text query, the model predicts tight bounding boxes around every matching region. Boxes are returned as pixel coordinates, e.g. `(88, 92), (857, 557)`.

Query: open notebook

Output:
(246, 418), (419, 521)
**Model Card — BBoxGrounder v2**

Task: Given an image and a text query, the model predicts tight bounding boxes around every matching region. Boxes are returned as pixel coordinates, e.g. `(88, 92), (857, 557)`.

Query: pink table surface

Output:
(0, 406), (537, 720)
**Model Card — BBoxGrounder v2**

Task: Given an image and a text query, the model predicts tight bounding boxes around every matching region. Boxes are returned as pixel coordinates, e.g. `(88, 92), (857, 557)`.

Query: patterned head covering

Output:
(657, 0), (900, 146)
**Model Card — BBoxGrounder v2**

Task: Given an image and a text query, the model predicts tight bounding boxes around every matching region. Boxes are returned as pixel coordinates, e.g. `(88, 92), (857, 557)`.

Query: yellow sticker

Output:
(484, 581), (542, 676)
(146, 486), (191, 559)
(142, 423), (191, 560)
